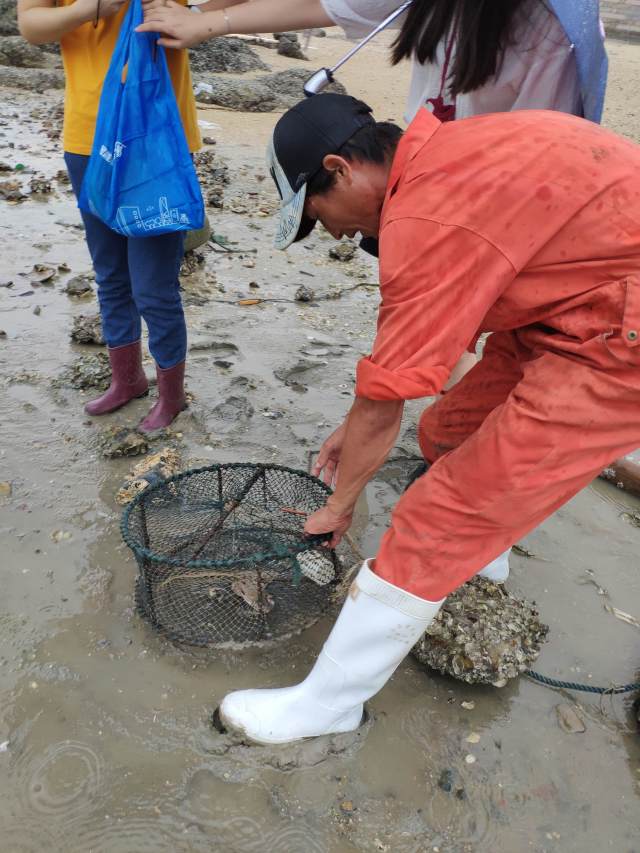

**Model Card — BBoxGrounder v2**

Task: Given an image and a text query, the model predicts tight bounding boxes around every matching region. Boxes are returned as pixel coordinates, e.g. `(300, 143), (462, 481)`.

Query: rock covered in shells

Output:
(70, 313), (104, 345)
(412, 577), (548, 686)
(115, 447), (182, 504)
(64, 352), (111, 390)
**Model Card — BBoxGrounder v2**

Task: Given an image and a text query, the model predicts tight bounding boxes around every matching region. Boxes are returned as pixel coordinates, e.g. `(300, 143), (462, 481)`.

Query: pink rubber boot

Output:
(84, 340), (149, 416)
(138, 360), (187, 432)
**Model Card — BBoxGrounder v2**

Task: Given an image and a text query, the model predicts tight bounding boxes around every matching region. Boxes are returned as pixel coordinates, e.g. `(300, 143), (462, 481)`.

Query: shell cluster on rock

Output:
(412, 577), (549, 686)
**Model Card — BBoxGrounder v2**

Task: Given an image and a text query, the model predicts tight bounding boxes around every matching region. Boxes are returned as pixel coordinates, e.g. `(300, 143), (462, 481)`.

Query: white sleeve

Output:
(508, 45), (581, 114)
(501, 5), (581, 114)
(320, 0), (407, 40)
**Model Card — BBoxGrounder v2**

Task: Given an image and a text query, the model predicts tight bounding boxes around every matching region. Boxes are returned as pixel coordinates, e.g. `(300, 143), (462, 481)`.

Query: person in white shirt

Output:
(139, 0), (605, 124)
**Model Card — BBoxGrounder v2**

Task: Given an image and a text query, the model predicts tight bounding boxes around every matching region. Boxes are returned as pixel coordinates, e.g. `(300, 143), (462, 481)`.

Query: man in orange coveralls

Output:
(218, 94), (640, 744)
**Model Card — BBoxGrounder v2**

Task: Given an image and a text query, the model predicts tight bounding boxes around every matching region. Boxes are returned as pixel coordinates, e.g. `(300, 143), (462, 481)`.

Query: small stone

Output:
(465, 732), (481, 744)
(461, 701), (475, 710)
(437, 768), (454, 792)
(51, 530), (72, 543)
(99, 427), (149, 459)
(0, 481), (12, 497)
(32, 305), (41, 315)
(70, 313), (104, 345)
(295, 284), (315, 302)
(339, 799), (355, 814)
(464, 754), (476, 765)
(275, 32), (308, 60)
(556, 703), (586, 734)
(64, 273), (94, 297)
(329, 241), (356, 262)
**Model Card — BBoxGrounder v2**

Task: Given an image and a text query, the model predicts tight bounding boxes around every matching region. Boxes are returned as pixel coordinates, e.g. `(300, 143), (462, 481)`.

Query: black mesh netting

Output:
(121, 463), (347, 647)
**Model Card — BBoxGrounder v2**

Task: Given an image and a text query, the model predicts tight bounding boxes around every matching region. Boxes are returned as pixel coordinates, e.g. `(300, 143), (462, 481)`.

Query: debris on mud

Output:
(189, 36), (269, 74)
(295, 284), (315, 302)
(29, 174), (52, 195)
(180, 249), (205, 277)
(61, 352), (111, 391)
(64, 273), (94, 297)
(99, 427), (149, 460)
(193, 149), (228, 208)
(70, 313), (104, 345)
(329, 241), (357, 262)
(116, 447), (182, 505)
(194, 68), (346, 112)
(412, 577), (549, 685)
(0, 481), (12, 498)
(0, 178), (26, 202)
(556, 703), (586, 734)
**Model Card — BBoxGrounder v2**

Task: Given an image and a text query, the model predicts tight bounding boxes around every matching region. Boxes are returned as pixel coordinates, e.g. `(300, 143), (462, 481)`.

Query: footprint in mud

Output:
(210, 395), (254, 431)
(195, 709), (373, 774)
(274, 359), (327, 393)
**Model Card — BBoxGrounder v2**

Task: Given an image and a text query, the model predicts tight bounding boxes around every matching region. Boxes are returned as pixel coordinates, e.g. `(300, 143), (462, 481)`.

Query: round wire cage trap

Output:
(121, 462), (344, 647)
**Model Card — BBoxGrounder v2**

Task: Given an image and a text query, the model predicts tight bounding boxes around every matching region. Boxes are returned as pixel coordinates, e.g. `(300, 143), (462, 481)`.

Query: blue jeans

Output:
(65, 152), (187, 368)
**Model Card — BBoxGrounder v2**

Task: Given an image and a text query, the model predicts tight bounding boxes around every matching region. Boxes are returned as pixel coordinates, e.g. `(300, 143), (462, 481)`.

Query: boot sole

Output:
(214, 705), (368, 746)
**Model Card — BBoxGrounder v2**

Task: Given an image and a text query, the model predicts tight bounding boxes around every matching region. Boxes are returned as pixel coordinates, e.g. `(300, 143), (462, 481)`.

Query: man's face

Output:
(303, 155), (387, 241)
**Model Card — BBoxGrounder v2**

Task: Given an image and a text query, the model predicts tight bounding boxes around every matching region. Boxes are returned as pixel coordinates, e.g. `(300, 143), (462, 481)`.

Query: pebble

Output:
(0, 481), (11, 497)
(464, 754), (476, 765)
(466, 732), (481, 744)
(33, 304), (41, 315)
(295, 284), (315, 302)
(461, 701), (475, 710)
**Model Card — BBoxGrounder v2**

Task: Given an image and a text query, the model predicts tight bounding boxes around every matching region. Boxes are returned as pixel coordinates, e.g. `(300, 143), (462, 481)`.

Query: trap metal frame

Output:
(121, 462), (344, 648)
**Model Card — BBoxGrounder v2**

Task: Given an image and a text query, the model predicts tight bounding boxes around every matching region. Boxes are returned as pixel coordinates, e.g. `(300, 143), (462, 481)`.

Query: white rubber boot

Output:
(477, 548), (510, 583)
(219, 560), (444, 745)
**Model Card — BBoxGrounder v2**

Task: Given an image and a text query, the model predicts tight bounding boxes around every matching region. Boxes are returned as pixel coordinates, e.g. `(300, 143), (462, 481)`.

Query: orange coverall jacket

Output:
(355, 109), (640, 600)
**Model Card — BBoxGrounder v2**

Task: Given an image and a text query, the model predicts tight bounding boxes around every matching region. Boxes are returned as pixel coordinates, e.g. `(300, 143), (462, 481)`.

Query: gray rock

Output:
(64, 352), (111, 391)
(0, 0), (18, 36)
(65, 273), (94, 297)
(294, 284), (315, 302)
(329, 241), (357, 262)
(0, 65), (64, 90)
(70, 313), (105, 345)
(189, 36), (269, 74)
(0, 36), (57, 68)
(275, 32), (308, 61)
(194, 68), (346, 112)
(99, 427), (149, 460)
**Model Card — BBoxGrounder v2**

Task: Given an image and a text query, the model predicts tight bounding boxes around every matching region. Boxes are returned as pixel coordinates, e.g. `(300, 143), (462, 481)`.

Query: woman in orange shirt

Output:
(18, 0), (201, 431)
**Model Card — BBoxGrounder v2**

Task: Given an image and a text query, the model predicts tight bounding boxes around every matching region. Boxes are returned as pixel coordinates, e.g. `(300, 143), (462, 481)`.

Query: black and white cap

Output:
(267, 93), (375, 250)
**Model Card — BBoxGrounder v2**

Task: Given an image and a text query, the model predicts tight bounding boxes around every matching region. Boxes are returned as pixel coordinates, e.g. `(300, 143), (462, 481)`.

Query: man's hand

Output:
(304, 502), (353, 549)
(136, 0), (207, 48)
(312, 420), (348, 487)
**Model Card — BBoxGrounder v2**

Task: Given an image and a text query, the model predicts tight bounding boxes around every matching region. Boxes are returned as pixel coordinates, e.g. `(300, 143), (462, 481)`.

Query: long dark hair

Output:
(391, 0), (535, 96)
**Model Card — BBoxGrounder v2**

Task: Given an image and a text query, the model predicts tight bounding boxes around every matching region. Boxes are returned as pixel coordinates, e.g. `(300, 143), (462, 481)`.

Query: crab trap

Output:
(121, 462), (346, 647)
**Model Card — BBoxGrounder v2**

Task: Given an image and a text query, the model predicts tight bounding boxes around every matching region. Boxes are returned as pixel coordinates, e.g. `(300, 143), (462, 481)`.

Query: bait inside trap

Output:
(121, 463), (345, 647)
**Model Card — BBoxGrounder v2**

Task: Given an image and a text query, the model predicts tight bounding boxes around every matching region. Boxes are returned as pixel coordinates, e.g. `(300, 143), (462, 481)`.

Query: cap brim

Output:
(273, 182), (317, 250)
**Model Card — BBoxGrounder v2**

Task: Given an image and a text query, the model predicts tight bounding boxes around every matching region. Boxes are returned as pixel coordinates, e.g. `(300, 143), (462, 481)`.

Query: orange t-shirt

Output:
(59, 0), (200, 155)
(356, 109), (640, 400)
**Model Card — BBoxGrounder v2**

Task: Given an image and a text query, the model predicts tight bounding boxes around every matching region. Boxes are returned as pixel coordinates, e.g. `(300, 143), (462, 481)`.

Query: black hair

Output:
(306, 119), (403, 197)
(391, 0), (536, 96)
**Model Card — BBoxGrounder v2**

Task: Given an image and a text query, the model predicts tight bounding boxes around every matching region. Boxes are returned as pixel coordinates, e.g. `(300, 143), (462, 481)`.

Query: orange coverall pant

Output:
(375, 327), (640, 601)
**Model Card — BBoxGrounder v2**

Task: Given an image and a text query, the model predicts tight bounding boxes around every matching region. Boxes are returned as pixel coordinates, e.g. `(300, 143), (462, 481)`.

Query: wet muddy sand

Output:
(1, 31), (639, 853)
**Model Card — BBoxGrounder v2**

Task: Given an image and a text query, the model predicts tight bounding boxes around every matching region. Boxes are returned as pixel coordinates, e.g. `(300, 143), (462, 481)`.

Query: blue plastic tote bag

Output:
(79, 0), (204, 237)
